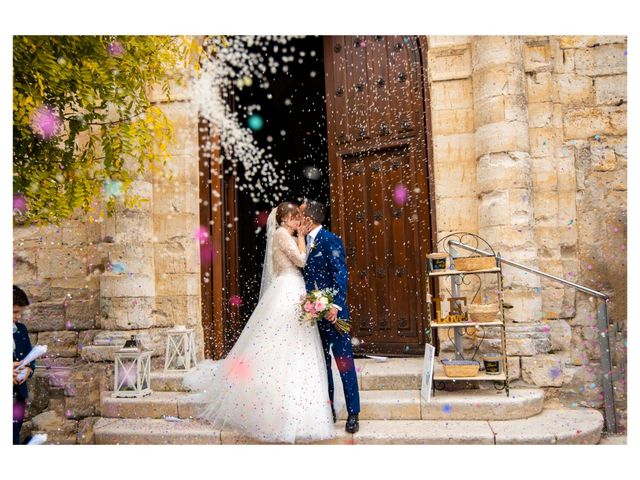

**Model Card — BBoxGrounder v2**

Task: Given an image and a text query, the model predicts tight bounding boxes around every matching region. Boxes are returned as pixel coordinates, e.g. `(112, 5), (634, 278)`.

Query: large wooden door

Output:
(323, 36), (436, 355)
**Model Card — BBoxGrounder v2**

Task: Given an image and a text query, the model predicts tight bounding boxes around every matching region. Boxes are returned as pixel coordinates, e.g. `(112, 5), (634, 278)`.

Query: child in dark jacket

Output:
(13, 285), (35, 445)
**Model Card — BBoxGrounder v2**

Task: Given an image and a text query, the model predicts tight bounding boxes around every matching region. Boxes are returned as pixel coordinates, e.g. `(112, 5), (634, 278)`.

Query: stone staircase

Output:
(94, 358), (604, 444)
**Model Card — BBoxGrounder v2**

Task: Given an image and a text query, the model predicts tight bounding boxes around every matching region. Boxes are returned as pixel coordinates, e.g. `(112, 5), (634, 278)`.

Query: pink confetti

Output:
(107, 41), (125, 56)
(229, 295), (244, 307)
(194, 226), (209, 242)
(393, 184), (409, 206)
(254, 210), (270, 228)
(31, 106), (61, 139)
(13, 194), (27, 214)
(587, 264), (593, 270)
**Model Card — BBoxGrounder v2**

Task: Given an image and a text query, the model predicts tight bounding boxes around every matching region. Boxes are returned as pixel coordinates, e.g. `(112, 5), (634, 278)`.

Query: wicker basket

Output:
(453, 256), (496, 271)
(468, 303), (500, 323)
(441, 359), (480, 377)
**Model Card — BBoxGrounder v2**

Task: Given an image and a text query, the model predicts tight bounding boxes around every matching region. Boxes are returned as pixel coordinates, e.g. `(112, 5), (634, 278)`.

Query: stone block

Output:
(153, 185), (200, 216)
(104, 242), (155, 276)
(22, 302), (66, 332)
(99, 296), (155, 330)
(472, 36), (522, 70)
(38, 331), (78, 358)
(548, 319), (572, 351)
(114, 211), (154, 244)
(563, 107), (626, 139)
(61, 220), (101, 247)
(473, 95), (505, 128)
(154, 295), (201, 328)
(524, 41), (551, 72)
(13, 224), (62, 249)
(521, 354), (564, 386)
(526, 71), (553, 103)
(475, 121), (530, 157)
(77, 417), (101, 444)
(31, 410), (78, 445)
(13, 259), (39, 291)
(37, 248), (87, 279)
(100, 273), (155, 298)
(589, 142), (618, 172)
(527, 102), (553, 128)
(431, 108), (474, 135)
(428, 46), (471, 81)
(427, 36), (471, 49)
(156, 273), (201, 297)
(434, 134), (475, 166)
(557, 36), (626, 49)
(429, 79), (473, 110)
(574, 44), (627, 76)
(554, 74), (594, 106)
(154, 212), (198, 243)
(154, 241), (201, 274)
(534, 192), (559, 228)
(64, 298), (99, 330)
(529, 127), (555, 157)
(434, 158), (477, 198)
(473, 64), (526, 103)
(594, 74), (626, 106)
(434, 196), (478, 232)
(558, 364), (603, 407)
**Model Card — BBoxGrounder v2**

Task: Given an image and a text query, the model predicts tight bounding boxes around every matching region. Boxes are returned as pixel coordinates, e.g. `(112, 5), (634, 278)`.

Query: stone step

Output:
(150, 371), (189, 392)
(93, 408), (603, 445)
(148, 357), (425, 393)
(101, 388), (544, 421)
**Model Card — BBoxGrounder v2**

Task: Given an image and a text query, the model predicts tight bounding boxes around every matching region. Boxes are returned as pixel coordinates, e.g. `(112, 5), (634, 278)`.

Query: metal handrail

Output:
(448, 240), (609, 300)
(447, 239), (617, 434)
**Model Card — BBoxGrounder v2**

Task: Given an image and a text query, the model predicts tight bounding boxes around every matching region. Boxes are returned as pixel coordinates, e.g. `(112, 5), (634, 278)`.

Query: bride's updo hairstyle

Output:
(275, 201), (299, 225)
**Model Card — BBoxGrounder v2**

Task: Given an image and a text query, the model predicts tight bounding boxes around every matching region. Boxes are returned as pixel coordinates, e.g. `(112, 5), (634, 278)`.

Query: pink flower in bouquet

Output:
(314, 301), (326, 312)
(304, 301), (315, 313)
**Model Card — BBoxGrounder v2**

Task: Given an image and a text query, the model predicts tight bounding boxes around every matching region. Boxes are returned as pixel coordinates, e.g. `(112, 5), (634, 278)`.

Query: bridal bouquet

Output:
(299, 288), (350, 334)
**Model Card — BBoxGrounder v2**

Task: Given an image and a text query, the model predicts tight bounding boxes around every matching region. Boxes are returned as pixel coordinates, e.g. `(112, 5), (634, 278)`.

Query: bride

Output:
(185, 201), (339, 443)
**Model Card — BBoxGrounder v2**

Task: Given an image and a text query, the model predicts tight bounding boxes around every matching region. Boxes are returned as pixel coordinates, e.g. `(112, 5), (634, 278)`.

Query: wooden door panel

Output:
(324, 36), (435, 354)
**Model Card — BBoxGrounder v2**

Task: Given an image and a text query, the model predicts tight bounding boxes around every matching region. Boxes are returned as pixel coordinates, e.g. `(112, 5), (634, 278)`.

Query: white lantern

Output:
(113, 336), (152, 398)
(164, 326), (197, 372)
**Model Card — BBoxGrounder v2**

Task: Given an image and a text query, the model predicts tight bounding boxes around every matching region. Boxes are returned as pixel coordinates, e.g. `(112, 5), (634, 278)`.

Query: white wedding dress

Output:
(184, 210), (338, 443)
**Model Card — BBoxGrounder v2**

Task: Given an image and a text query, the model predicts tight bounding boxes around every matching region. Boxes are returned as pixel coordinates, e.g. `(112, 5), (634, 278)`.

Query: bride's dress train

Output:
(184, 225), (338, 443)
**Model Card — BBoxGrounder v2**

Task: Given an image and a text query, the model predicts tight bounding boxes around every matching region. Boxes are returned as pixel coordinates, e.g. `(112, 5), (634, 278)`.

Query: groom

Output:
(300, 199), (360, 434)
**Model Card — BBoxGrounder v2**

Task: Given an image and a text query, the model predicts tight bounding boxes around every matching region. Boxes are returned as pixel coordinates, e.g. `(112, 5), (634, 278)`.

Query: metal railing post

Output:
(446, 238), (618, 433)
(598, 300), (617, 433)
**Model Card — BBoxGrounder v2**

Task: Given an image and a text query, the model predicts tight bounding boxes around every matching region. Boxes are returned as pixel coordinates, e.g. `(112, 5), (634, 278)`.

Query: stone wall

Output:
(13, 76), (203, 443)
(427, 35), (626, 431)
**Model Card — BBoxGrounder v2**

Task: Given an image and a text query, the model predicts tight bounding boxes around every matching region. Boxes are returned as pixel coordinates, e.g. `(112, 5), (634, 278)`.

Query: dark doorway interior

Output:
(224, 36), (330, 348)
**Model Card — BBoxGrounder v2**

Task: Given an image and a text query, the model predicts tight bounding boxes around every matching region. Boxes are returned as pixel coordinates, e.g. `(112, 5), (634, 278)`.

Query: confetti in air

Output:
(107, 41), (125, 56)
(247, 113), (264, 131)
(230, 295), (244, 307)
(13, 194), (27, 214)
(189, 36), (303, 205)
(103, 180), (123, 198)
(393, 183), (409, 206)
(442, 404), (452, 414)
(31, 106), (61, 139)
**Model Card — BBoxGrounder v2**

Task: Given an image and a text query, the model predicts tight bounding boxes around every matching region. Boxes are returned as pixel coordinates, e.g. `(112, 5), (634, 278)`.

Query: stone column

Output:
(472, 36), (542, 322)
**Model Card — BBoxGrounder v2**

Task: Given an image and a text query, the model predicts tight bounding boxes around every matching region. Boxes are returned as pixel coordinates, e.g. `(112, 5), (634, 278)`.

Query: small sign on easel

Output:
(421, 344), (436, 403)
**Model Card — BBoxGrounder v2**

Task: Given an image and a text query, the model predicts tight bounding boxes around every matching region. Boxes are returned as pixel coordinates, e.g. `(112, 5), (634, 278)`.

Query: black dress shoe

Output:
(345, 413), (359, 433)
(331, 406), (337, 423)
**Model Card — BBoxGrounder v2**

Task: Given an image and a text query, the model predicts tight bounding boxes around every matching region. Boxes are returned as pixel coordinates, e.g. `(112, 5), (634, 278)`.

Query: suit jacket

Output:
(13, 322), (35, 401)
(303, 228), (350, 320)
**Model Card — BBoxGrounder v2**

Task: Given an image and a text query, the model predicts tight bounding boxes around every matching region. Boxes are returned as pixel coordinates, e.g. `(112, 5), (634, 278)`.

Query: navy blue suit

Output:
(303, 228), (360, 415)
(13, 322), (35, 444)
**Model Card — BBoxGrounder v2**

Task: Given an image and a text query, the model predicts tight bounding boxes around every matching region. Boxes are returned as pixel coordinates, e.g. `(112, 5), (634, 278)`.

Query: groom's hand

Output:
(324, 307), (338, 324)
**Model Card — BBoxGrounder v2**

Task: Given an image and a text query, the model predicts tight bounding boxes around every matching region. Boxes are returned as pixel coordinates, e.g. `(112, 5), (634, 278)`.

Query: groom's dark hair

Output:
(303, 199), (325, 224)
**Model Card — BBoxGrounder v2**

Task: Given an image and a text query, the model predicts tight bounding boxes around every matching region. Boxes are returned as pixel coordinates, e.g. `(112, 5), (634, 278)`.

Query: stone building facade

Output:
(12, 35), (626, 443)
